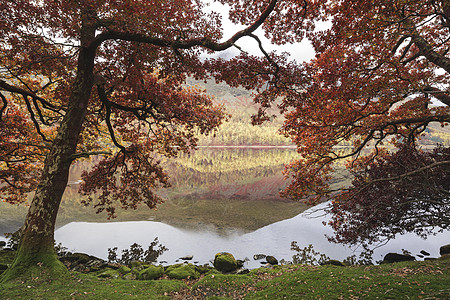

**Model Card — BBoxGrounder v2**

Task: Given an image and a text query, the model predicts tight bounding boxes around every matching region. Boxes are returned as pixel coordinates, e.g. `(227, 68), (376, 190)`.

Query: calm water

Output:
(50, 202), (450, 269)
(1, 148), (449, 268)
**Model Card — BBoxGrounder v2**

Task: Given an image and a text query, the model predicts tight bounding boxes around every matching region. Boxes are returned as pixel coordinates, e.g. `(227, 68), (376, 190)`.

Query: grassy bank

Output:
(1, 258), (449, 299)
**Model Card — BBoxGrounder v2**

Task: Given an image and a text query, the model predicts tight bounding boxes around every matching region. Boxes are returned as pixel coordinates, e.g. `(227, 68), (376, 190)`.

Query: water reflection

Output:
(54, 202), (450, 269)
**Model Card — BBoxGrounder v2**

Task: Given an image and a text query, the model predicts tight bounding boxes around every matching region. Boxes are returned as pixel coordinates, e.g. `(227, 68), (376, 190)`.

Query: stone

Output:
(440, 244), (450, 256)
(195, 265), (213, 274)
(235, 268), (250, 275)
(123, 273), (136, 280)
(236, 259), (245, 268)
(266, 256), (278, 265)
(214, 252), (238, 273)
(118, 265), (132, 275)
(382, 253), (415, 264)
(439, 254), (450, 260)
(420, 250), (430, 256)
(180, 255), (193, 261)
(138, 265), (164, 280)
(0, 241), (6, 248)
(253, 254), (266, 260)
(166, 264), (199, 279)
(322, 259), (346, 266)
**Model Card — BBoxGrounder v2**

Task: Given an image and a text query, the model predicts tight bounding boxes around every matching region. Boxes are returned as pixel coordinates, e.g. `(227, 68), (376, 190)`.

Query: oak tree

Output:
(275, 0), (450, 247)
(0, 0), (314, 280)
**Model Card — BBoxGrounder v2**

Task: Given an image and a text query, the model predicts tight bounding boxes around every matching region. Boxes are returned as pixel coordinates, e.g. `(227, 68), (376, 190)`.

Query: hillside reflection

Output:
(1, 148), (310, 235)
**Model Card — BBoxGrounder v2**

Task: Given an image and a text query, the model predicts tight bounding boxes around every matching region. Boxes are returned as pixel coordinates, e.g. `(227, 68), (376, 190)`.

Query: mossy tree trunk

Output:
(0, 13), (97, 282)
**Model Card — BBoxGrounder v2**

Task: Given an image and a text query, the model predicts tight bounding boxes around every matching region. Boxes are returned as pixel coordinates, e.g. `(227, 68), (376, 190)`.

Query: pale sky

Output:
(203, 1), (316, 63)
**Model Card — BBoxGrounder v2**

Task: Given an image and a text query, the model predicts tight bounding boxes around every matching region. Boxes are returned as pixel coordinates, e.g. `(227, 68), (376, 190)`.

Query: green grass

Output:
(1, 259), (449, 299)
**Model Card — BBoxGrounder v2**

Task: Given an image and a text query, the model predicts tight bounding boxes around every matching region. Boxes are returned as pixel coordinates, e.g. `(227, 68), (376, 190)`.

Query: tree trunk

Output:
(0, 14), (97, 282)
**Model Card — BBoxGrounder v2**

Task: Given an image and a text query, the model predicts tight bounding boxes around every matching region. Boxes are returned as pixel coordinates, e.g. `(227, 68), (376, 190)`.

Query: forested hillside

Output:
(187, 79), (291, 146)
(189, 79), (450, 147)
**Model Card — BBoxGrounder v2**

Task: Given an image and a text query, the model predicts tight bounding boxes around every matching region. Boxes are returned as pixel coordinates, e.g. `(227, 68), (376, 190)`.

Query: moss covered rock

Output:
(214, 252), (237, 273)
(138, 265), (164, 280)
(322, 259), (346, 266)
(166, 263), (199, 279)
(118, 265), (132, 275)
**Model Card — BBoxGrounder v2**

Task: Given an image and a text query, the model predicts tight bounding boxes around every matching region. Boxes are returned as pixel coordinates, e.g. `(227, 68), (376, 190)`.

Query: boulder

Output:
(214, 252), (238, 273)
(59, 252), (107, 273)
(0, 241), (6, 248)
(266, 256), (278, 265)
(322, 259), (346, 266)
(236, 268), (250, 275)
(179, 255), (193, 261)
(420, 250), (430, 256)
(440, 244), (450, 256)
(236, 259), (245, 268)
(382, 253), (415, 264)
(97, 268), (120, 279)
(118, 265), (132, 275)
(166, 263), (199, 279)
(195, 265), (213, 274)
(138, 265), (164, 280)
(253, 254), (266, 260)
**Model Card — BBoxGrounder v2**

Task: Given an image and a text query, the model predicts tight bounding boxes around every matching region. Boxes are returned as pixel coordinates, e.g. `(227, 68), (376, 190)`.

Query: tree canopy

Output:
(273, 0), (450, 246)
(0, 0), (317, 281)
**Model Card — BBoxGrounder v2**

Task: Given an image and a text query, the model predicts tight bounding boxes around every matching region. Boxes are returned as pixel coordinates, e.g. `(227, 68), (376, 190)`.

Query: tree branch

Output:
(92, 0), (278, 52)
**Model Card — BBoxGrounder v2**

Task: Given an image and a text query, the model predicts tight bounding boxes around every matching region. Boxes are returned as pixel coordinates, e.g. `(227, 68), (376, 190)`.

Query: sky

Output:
(203, 1), (316, 63)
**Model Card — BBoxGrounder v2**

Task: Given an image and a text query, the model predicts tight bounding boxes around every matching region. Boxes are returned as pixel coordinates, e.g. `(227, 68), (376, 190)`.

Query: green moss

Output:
(118, 265), (132, 275)
(0, 249), (16, 265)
(165, 264), (199, 280)
(138, 265), (164, 280)
(0, 246), (68, 283)
(0, 258), (448, 299)
(214, 252), (237, 273)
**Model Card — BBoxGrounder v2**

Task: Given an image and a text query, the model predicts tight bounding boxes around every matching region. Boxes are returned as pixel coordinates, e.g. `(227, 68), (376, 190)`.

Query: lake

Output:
(1, 148), (449, 268)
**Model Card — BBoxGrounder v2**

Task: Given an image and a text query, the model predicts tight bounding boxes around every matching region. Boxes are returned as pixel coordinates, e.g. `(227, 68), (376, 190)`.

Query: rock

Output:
(195, 265), (213, 274)
(214, 252), (238, 273)
(440, 244), (450, 256)
(253, 254), (266, 260)
(322, 259), (346, 266)
(123, 273), (136, 280)
(0, 241), (6, 248)
(266, 256), (278, 265)
(97, 268), (120, 279)
(166, 263), (199, 279)
(236, 259), (245, 268)
(59, 252), (107, 273)
(61, 252), (92, 264)
(382, 253), (415, 264)
(179, 255), (193, 261)
(420, 250), (430, 256)
(118, 265), (132, 275)
(235, 268), (250, 275)
(138, 265), (164, 280)
(129, 261), (143, 269)
(439, 254), (450, 260)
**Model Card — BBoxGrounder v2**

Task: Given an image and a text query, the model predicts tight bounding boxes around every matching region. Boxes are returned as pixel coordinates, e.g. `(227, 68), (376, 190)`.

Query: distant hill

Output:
(187, 79), (450, 147)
